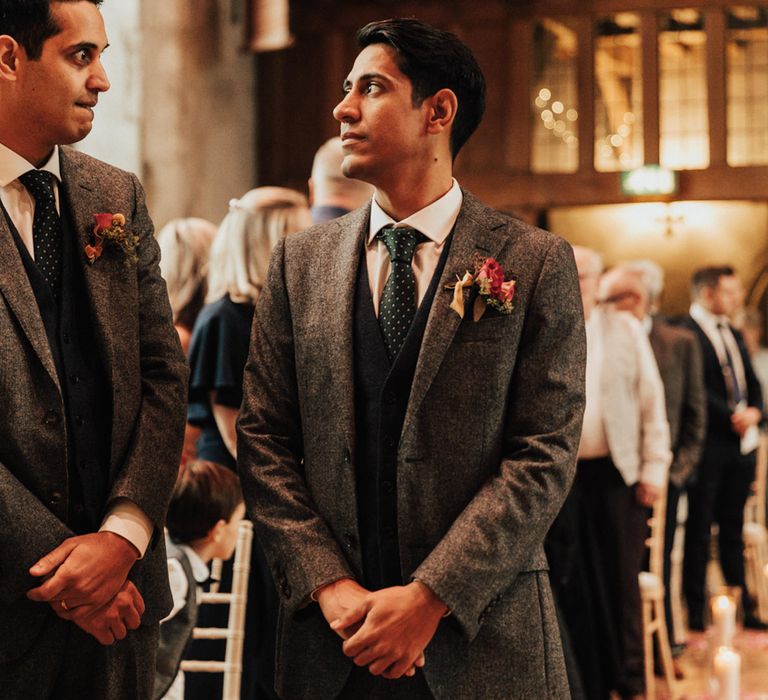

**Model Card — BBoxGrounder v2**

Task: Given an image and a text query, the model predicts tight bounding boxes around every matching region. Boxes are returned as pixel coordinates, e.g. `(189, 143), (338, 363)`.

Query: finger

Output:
(352, 645), (384, 667)
(330, 603), (368, 634)
(27, 574), (69, 603)
(368, 655), (397, 677)
(384, 654), (418, 680)
(128, 584), (146, 617)
(342, 624), (376, 658)
(415, 653), (426, 667)
(118, 598), (142, 630)
(110, 619), (128, 642)
(405, 666), (416, 677)
(29, 539), (79, 578)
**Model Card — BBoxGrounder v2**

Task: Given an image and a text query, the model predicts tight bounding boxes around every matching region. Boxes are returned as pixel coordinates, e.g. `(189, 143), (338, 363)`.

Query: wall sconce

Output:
(247, 0), (293, 53)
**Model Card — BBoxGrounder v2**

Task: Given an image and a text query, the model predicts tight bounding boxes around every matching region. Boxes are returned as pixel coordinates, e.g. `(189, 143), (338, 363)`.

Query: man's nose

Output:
(333, 91), (357, 123)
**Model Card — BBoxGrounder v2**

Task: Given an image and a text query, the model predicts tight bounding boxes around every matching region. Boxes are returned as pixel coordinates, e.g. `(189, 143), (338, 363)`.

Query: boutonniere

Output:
(85, 213), (139, 266)
(446, 255), (516, 321)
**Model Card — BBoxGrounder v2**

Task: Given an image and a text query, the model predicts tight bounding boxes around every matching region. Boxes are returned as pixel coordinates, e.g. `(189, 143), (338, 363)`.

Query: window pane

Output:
(727, 6), (768, 166)
(531, 18), (579, 173)
(659, 9), (709, 169)
(594, 13), (644, 172)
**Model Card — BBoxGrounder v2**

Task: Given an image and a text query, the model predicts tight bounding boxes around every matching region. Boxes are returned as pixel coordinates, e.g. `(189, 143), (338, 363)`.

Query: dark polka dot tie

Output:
(19, 170), (62, 301)
(376, 226), (429, 361)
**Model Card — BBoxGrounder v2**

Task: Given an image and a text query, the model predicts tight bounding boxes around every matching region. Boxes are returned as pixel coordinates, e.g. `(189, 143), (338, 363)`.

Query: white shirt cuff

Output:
(99, 498), (153, 558)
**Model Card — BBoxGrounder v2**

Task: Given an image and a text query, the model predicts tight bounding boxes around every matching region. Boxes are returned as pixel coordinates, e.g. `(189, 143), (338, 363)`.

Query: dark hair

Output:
(166, 461), (244, 544)
(691, 265), (736, 297)
(356, 18), (486, 158)
(0, 0), (103, 60)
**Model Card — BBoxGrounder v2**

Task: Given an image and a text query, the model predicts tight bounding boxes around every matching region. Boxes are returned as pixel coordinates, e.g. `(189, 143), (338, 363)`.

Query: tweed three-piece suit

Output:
(237, 192), (587, 699)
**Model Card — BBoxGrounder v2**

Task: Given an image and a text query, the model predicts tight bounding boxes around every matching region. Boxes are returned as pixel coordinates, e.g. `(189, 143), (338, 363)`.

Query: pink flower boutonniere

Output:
(85, 213), (139, 266)
(447, 255), (516, 321)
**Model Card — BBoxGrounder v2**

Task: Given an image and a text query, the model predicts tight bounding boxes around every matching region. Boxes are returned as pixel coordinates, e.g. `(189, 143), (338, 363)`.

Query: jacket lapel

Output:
(404, 192), (510, 427)
(0, 209), (60, 391)
(59, 151), (120, 405)
(325, 204), (370, 454)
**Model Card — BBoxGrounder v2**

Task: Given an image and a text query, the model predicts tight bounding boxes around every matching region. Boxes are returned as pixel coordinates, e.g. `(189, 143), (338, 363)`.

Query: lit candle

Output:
(713, 647), (740, 700)
(711, 595), (736, 647)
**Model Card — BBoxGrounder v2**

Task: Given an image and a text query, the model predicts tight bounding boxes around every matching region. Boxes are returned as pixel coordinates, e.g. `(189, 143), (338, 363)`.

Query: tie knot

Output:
(376, 226), (428, 264)
(19, 170), (56, 203)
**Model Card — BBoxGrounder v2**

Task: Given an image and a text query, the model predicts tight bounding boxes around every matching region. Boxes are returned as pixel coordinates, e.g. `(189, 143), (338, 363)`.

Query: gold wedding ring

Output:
(60, 599), (69, 611)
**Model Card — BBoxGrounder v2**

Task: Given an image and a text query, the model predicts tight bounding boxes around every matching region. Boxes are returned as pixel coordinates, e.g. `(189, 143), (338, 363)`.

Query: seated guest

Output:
(157, 217), (217, 354)
(600, 261), (706, 657)
(154, 461), (245, 700)
(185, 187), (311, 700)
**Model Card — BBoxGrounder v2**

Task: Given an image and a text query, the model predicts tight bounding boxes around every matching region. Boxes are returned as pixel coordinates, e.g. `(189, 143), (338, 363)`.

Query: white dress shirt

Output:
(579, 313), (610, 459)
(690, 302), (759, 454)
(0, 141), (152, 556)
(366, 179), (463, 316)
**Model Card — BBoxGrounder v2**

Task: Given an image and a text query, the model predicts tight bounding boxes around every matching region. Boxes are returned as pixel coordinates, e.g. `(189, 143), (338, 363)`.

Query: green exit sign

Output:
(621, 166), (678, 196)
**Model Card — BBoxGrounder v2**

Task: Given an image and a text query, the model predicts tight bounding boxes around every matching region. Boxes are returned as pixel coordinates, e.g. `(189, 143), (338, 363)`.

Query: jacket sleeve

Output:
(669, 335), (706, 487)
(633, 320), (673, 488)
(236, 238), (353, 615)
(105, 174), (188, 535)
(411, 237), (586, 640)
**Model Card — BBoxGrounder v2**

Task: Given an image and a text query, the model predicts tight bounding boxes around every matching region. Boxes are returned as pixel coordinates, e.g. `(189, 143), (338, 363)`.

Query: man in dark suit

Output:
(0, 1), (187, 697)
(600, 261), (706, 653)
(237, 18), (586, 700)
(682, 266), (765, 630)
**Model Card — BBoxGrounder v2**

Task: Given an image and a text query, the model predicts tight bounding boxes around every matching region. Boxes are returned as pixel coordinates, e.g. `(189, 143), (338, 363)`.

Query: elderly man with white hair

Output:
(550, 246), (671, 700)
(601, 260), (706, 656)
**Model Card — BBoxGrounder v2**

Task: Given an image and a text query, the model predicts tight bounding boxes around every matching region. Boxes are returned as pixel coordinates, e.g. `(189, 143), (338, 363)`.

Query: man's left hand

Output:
(635, 482), (660, 507)
(334, 581), (448, 679)
(26, 531), (139, 618)
(731, 406), (761, 436)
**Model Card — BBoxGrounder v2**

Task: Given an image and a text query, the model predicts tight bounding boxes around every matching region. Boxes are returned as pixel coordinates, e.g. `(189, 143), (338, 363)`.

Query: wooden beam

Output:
(504, 18), (532, 172)
(641, 10), (660, 164)
(576, 15), (596, 173)
(705, 7), (727, 167)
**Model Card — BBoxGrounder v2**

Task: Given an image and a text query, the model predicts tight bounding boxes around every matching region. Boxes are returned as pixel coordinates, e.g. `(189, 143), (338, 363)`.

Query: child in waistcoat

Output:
(154, 460), (245, 700)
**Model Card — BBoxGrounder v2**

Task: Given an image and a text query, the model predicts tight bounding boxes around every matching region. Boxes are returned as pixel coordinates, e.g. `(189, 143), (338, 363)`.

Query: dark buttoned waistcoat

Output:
(353, 236), (452, 590)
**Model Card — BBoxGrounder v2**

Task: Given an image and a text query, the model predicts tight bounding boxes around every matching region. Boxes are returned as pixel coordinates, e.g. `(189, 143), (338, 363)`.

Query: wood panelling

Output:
(254, 0), (768, 210)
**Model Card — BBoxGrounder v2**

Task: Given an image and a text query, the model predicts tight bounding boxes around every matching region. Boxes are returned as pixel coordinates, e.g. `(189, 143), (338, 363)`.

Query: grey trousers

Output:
(0, 611), (159, 700)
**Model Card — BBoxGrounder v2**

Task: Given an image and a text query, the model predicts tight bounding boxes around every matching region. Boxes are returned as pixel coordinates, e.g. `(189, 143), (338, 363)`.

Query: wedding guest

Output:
(185, 186), (311, 700)
(0, 1), (187, 697)
(237, 18), (585, 700)
(157, 217), (217, 355)
(682, 266), (765, 630)
(551, 246), (671, 700)
(308, 136), (373, 224)
(154, 461), (245, 700)
(600, 260), (706, 657)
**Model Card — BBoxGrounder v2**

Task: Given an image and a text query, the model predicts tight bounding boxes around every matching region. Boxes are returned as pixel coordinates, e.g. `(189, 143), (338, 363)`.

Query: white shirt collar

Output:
(0, 142), (61, 188)
(368, 178), (463, 246)
(178, 544), (211, 584)
(690, 301), (730, 329)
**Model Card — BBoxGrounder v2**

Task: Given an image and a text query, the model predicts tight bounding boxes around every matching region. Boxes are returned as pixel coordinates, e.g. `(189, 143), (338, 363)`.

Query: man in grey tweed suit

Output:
(0, 1), (187, 697)
(237, 18), (586, 700)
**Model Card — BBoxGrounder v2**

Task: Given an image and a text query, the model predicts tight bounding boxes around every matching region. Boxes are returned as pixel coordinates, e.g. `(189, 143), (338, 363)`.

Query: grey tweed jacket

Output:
(237, 192), (586, 700)
(0, 147), (188, 663)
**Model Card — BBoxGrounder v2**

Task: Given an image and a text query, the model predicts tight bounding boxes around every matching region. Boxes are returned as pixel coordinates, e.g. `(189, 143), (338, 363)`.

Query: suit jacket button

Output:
(44, 410), (60, 425)
(49, 491), (63, 505)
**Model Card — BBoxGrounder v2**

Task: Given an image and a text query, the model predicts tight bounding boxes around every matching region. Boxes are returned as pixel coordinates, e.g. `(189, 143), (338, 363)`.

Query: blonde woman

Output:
(187, 187), (312, 468)
(184, 188), (311, 700)
(157, 217), (217, 354)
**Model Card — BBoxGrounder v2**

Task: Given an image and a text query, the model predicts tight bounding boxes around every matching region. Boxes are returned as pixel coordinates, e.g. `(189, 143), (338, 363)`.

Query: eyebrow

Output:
(65, 41), (110, 53)
(342, 71), (390, 90)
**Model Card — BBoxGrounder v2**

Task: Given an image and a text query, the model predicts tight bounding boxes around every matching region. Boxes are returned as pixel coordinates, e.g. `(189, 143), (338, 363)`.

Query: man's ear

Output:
(209, 519), (227, 544)
(425, 88), (458, 135)
(0, 36), (21, 81)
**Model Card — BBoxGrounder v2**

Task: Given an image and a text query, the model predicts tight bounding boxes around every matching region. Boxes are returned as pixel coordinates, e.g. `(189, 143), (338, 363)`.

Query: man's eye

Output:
(365, 83), (380, 95)
(74, 49), (90, 64)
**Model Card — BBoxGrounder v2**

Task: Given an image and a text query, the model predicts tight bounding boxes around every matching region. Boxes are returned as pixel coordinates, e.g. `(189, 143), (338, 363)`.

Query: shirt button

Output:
(75, 415), (85, 427)
(62, 332), (70, 344)
(70, 374), (80, 385)
(49, 491), (63, 505)
(44, 410), (59, 425)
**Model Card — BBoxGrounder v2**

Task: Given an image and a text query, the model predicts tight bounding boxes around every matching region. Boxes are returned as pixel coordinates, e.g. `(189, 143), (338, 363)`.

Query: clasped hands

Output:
(26, 531), (142, 645)
(316, 578), (447, 679)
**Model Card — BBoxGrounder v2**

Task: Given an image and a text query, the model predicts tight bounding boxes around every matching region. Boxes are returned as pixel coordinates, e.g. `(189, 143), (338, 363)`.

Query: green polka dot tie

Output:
(19, 170), (62, 301)
(376, 226), (429, 361)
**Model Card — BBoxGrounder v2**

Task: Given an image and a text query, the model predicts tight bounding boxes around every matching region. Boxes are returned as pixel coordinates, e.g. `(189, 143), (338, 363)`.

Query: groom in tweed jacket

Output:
(0, 1), (187, 697)
(238, 18), (586, 700)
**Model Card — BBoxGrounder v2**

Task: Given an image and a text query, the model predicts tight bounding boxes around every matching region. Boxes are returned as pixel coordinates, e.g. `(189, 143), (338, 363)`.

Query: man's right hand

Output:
(62, 580), (145, 645)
